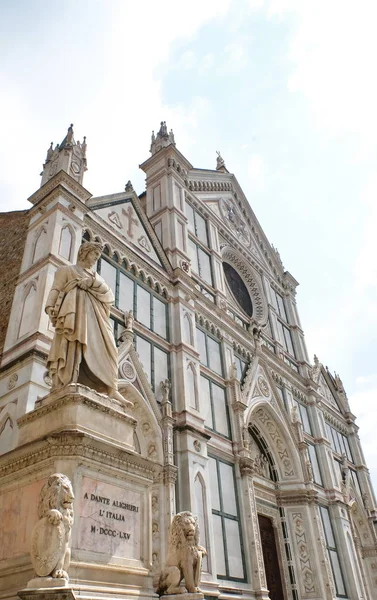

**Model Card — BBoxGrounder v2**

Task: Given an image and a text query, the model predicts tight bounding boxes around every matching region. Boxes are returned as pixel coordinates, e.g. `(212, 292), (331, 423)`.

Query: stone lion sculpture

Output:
(157, 511), (207, 595)
(30, 473), (74, 583)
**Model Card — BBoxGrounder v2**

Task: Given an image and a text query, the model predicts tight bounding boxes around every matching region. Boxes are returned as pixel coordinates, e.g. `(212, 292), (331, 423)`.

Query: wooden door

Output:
(258, 514), (285, 600)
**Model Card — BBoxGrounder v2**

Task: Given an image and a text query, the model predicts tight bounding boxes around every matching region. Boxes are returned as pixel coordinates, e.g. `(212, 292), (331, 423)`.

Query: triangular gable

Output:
(93, 198), (163, 265)
(188, 171), (286, 277)
(318, 370), (342, 412)
(193, 193), (280, 277)
(88, 192), (172, 273)
(241, 357), (285, 418)
(118, 335), (162, 425)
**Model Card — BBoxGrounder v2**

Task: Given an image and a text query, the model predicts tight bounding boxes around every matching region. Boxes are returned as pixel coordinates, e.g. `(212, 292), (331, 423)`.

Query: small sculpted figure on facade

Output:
(216, 150), (225, 170)
(341, 453), (351, 499)
(45, 241), (131, 406)
(362, 493), (371, 515)
(306, 459), (314, 482)
(291, 405), (300, 424)
(30, 474), (74, 583)
(229, 361), (238, 381)
(161, 378), (171, 403)
(157, 511), (207, 595)
(125, 310), (134, 331)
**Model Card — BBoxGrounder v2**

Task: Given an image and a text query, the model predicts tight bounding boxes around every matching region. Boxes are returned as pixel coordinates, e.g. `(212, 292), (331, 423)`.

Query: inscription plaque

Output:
(76, 476), (141, 559)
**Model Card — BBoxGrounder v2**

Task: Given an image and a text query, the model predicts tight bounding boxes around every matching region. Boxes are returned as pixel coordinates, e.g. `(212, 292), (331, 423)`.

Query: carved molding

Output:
(254, 407), (296, 478)
(291, 512), (316, 594)
(221, 246), (267, 323)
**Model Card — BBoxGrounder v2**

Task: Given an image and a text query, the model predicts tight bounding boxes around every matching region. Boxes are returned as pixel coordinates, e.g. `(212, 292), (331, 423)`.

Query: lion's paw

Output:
(52, 569), (68, 579)
(48, 509), (63, 525)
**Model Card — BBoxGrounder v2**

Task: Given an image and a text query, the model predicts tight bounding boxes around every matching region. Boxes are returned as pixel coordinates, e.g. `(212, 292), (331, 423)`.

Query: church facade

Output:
(0, 123), (376, 600)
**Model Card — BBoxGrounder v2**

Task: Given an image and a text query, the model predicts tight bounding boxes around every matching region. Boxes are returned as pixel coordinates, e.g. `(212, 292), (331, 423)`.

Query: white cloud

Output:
(218, 40), (249, 74)
(269, 1), (377, 148)
(349, 384), (377, 491)
(0, 0), (232, 210)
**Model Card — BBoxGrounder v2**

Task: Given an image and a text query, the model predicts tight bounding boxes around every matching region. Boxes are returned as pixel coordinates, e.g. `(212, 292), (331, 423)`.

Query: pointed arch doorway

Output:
(258, 514), (285, 600)
(247, 424), (288, 600)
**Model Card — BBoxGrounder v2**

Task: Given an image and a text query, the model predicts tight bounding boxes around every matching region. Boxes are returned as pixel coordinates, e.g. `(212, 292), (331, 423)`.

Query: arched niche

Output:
(59, 224), (74, 261)
(183, 311), (194, 345)
(32, 226), (48, 264)
(194, 472), (209, 572)
(18, 280), (38, 338)
(118, 381), (163, 463)
(0, 415), (14, 454)
(186, 360), (198, 410)
(0, 401), (18, 455)
(246, 401), (303, 482)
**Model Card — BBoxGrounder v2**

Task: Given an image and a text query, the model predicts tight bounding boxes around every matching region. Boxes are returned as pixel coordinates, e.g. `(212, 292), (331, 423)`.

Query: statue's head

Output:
(169, 511), (200, 548)
(38, 473), (74, 519)
(77, 242), (103, 267)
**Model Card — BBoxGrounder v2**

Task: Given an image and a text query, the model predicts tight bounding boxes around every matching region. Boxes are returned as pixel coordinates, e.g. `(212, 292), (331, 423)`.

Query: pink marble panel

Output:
(0, 479), (44, 560)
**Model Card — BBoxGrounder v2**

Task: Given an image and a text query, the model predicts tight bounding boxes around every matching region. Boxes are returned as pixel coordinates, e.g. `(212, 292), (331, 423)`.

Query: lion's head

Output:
(169, 511), (200, 548)
(38, 473), (74, 519)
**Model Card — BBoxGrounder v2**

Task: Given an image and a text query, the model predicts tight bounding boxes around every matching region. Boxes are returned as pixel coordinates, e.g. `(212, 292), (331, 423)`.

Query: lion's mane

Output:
(168, 511), (199, 555)
(38, 473), (73, 519)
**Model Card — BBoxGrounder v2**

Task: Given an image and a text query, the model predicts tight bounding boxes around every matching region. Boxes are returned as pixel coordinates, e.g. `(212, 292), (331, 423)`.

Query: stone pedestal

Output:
(163, 594), (203, 600)
(26, 578), (68, 589)
(0, 384), (160, 600)
(18, 384), (136, 451)
(18, 587), (75, 600)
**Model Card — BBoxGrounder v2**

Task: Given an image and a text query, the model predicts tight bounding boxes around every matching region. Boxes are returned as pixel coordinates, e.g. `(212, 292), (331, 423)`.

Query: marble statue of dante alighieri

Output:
(45, 241), (127, 404)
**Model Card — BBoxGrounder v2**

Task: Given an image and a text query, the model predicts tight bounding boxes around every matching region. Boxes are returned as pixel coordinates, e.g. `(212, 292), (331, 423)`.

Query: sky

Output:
(1, 0), (377, 491)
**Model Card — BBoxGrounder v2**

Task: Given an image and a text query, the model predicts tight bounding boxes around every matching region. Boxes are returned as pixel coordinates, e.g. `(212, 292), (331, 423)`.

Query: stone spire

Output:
(40, 124), (88, 187)
(150, 121), (176, 155)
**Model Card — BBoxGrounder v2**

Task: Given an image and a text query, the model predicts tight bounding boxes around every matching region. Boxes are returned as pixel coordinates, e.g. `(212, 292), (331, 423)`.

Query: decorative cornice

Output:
(18, 384), (136, 429)
(277, 489), (318, 506)
(28, 169), (91, 206)
(0, 431), (157, 481)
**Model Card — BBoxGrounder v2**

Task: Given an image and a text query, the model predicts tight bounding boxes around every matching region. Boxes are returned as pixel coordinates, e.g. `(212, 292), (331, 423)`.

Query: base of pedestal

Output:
(18, 584), (75, 600)
(160, 594), (204, 600)
(26, 578), (68, 589)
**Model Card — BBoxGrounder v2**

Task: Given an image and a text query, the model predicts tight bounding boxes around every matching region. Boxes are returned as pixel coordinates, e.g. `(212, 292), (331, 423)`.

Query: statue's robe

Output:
(45, 265), (117, 392)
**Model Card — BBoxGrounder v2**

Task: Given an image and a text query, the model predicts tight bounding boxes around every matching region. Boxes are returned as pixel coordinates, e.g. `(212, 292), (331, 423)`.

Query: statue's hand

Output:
(46, 306), (57, 326)
(77, 278), (93, 290)
(48, 509), (63, 525)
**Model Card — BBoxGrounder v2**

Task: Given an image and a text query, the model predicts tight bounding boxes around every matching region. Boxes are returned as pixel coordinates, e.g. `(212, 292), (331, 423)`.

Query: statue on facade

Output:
(157, 511), (207, 595)
(125, 310), (134, 331)
(216, 151), (226, 171)
(291, 405), (300, 424)
(45, 241), (131, 405)
(29, 474), (74, 584)
(341, 453), (351, 499)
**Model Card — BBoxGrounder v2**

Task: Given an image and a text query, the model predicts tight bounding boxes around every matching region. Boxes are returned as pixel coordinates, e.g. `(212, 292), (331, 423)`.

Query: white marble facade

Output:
(0, 123), (377, 600)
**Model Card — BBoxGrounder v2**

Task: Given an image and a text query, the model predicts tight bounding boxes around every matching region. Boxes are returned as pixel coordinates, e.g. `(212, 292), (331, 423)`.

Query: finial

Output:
(150, 121), (176, 154)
